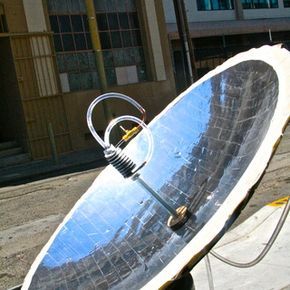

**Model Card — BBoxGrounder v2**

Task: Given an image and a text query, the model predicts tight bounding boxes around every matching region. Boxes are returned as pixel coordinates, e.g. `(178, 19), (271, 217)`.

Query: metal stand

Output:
(165, 272), (195, 290)
(205, 255), (215, 290)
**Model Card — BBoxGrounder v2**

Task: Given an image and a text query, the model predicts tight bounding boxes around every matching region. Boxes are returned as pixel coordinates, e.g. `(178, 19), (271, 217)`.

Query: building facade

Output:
(163, 0), (290, 92)
(1, 0), (289, 162)
(0, 0), (176, 161)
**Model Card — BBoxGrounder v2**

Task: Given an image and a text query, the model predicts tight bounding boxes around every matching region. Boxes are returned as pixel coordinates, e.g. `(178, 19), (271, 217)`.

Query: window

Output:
(49, 15), (91, 52)
(0, 4), (8, 33)
(284, 0), (290, 6)
(197, 0), (234, 10)
(96, 11), (146, 85)
(241, 0), (278, 8)
(47, 0), (147, 92)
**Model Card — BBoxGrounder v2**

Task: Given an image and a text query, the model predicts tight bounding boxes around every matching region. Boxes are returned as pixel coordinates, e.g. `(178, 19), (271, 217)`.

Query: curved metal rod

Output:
(210, 196), (290, 268)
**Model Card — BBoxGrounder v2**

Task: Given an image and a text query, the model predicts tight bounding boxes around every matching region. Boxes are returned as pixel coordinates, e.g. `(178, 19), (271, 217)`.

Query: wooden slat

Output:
(10, 33), (72, 159)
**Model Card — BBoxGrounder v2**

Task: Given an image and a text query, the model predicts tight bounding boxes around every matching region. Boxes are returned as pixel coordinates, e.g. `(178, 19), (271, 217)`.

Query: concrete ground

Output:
(192, 197), (290, 289)
(0, 123), (289, 290)
(0, 168), (103, 290)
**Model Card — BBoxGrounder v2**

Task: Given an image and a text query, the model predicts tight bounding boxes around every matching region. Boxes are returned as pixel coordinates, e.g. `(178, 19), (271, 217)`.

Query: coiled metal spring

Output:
(104, 147), (136, 178)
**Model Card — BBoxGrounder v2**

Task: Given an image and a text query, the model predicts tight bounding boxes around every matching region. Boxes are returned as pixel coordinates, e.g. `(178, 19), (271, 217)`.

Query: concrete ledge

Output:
(167, 18), (290, 38)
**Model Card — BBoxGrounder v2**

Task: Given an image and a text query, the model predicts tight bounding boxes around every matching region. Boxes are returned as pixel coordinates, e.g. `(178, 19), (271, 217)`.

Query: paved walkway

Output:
(192, 197), (290, 289)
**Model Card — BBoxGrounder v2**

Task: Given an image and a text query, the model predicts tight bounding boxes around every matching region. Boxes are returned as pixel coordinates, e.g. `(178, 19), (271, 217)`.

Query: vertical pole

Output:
(269, 29), (273, 42)
(173, 0), (197, 85)
(234, 0), (244, 20)
(222, 35), (228, 59)
(85, 0), (112, 123)
(47, 122), (59, 164)
(205, 255), (215, 290)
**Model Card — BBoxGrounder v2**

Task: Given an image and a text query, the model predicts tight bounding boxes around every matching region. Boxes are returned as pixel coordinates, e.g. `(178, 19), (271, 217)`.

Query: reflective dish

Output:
(23, 46), (290, 289)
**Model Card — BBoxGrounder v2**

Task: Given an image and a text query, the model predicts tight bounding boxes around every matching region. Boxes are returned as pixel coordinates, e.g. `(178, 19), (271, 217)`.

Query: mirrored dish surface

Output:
(23, 46), (290, 289)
